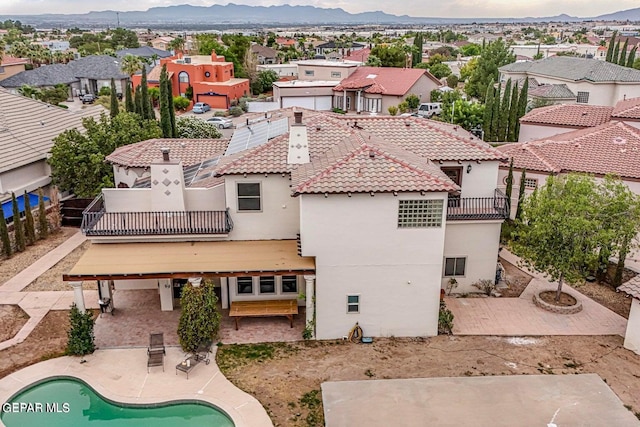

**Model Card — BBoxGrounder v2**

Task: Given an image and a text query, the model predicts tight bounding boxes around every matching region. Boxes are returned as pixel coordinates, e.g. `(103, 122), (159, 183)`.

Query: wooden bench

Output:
(229, 300), (298, 330)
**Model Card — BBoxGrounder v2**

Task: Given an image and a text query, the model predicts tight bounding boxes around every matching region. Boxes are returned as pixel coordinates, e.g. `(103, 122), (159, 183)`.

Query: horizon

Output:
(0, 1), (638, 19)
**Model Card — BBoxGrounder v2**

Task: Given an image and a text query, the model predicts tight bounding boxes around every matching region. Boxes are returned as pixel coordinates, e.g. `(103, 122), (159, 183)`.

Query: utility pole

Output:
(117, 12), (120, 28)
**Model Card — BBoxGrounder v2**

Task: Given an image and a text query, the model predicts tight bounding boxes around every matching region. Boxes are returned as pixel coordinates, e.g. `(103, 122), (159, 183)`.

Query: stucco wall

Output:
(0, 160), (50, 196)
(300, 192), (447, 339)
(624, 299), (640, 355)
(439, 161), (500, 198)
(226, 275), (303, 306)
(102, 186), (224, 212)
(297, 64), (358, 81)
(113, 165), (148, 188)
(114, 278), (158, 290)
(224, 174), (300, 240)
(518, 123), (581, 142)
(442, 221), (503, 293)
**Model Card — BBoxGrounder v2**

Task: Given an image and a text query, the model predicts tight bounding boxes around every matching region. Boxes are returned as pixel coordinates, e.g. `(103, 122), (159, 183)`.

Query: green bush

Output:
(388, 105), (398, 116)
(176, 116), (222, 139)
(185, 85), (193, 100)
(178, 280), (221, 353)
(214, 110), (227, 117)
(405, 94), (420, 110)
(173, 96), (190, 111)
(57, 104), (69, 109)
(229, 106), (243, 117)
(398, 101), (409, 114)
(438, 301), (454, 335)
(98, 86), (111, 96)
(66, 303), (95, 357)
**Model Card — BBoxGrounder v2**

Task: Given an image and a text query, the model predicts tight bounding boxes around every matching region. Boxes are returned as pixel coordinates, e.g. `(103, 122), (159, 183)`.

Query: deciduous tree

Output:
(177, 280), (221, 353)
(465, 39), (515, 101)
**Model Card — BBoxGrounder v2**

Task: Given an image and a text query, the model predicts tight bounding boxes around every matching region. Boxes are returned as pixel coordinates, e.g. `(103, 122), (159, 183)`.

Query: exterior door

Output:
(441, 167), (463, 207)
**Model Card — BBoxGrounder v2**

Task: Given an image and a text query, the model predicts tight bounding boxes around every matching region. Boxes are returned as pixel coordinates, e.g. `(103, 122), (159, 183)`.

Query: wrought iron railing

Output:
(81, 195), (233, 236)
(446, 189), (510, 220)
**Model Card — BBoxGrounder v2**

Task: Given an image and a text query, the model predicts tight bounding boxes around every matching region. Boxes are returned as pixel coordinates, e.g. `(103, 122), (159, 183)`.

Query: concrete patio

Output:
(94, 289), (306, 348)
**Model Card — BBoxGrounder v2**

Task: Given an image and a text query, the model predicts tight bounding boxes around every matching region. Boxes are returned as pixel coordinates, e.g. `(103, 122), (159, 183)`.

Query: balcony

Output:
(81, 195), (233, 237)
(446, 189), (510, 221)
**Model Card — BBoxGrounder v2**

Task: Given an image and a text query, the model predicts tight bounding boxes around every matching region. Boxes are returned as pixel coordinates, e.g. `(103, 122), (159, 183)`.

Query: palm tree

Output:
(120, 54), (143, 78)
(168, 37), (185, 53)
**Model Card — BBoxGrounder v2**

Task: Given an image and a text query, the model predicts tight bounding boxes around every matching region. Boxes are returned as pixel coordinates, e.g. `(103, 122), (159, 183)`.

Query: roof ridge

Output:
(523, 143), (559, 172)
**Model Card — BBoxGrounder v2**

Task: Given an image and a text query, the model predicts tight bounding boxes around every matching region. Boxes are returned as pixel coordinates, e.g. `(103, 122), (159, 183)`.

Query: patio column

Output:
(304, 275), (316, 337)
(221, 277), (229, 309)
(356, 90), (361, 113)
(69, 281), (85, 313)
(343, 91), (346, 111)
(158, 279), (173, 311)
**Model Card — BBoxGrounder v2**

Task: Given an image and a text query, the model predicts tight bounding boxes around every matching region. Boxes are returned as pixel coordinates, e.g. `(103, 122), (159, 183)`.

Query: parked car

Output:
(206, 116), (234, 129)
(81, 94), (96, 104)
(192, 102), (211, 114)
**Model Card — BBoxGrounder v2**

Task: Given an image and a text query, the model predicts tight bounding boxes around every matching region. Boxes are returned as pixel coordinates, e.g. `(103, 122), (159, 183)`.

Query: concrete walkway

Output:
(446, 249), (628, 337)
(0, 231), (96, 351)
(0, 347), (273, 427)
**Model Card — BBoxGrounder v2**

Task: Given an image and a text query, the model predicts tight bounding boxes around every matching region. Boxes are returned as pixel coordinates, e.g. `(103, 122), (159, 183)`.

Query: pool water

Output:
(1, 378), (234, 427)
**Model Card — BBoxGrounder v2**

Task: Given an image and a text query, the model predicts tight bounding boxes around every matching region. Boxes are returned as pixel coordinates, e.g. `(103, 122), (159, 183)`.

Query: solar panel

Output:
(191, 172), (213, 182)
(225, 118), (288, 156)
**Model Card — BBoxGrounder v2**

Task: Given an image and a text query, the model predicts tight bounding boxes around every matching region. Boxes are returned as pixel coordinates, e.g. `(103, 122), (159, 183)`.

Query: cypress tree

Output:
(483, 80), (495, 142)
(412, 32), (423, 67)
(606, 30), (617, 62)
(628, 46), (637, 68)
(618, 39), (629, 66)
(159, 65), (172, 138)
(37, 188), (48, 239)
(168, 79), (177, 137)
(516, 78), (529, 138)
(141, 66), (152, 120)
(134, 85), (142, 116)
(109, 78), (119, 118)
(11, 193), (25, 252)
(125, 81), (135, 113)
(515, 169), (527, 220)
(612, 42), (620, 65)
(490, 86), (501, 142)
(23, 191), (36, 246)
(508, 83), (520, 142)
(498, 79), (512, 142)
(0, 205), (11, 257)
(505, 159), (514, 205)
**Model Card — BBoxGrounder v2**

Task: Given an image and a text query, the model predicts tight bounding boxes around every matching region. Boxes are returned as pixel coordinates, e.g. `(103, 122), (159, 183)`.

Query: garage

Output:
(282, 96), (333, 111)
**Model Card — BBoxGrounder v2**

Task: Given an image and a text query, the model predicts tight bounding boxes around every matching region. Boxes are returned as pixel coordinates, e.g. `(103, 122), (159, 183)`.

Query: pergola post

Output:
(304, 275), (316, 338)
(69, 281), (85, 313)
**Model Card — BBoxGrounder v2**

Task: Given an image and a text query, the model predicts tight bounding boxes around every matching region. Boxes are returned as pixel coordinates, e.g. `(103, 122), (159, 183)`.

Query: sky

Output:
(0, 0), (637, 18)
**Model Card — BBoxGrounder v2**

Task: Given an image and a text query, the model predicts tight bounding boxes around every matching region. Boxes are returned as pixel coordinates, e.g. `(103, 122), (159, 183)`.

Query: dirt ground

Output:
(23, 240), (97, 291)
(497, 258), (532, 297)
(0, 305), (28, 342)
(217, 335), (640, 427)
(0, 227), (77, 285)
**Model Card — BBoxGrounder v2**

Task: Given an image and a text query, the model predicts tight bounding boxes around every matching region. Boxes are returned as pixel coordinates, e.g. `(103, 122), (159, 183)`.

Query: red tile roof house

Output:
(0, 56), (29, 82)
(333, 67), (441, 114)
(66, 110), (509, 341)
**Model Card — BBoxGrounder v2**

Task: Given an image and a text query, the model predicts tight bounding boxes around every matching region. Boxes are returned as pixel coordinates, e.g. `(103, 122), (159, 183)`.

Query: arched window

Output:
(178, 71), (189, 83)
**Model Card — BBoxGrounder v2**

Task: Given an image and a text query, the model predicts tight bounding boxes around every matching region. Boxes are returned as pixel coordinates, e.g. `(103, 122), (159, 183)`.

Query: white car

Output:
(206, 117), (234, 129)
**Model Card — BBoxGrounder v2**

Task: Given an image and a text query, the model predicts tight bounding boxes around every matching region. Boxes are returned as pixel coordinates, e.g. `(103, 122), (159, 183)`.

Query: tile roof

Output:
(497, 121), (640, 179)
(520, 104), (614, 127)
(618, 276), (640, 300)
(527, 84), (576, 100)
(499, 56), (640, 83)
(343, 48), (371, 63)
(291, 133), (459, 195)
(250, 44), (277, 58)
(116, 46), (172, 58)
(1, 56), (29, 66)
(0, 88), (106, 173)
(612, 97), (640, 120)
(214, 113), (506, 177)
(333, 67), (438, 96)
(106, 138), (229, 168)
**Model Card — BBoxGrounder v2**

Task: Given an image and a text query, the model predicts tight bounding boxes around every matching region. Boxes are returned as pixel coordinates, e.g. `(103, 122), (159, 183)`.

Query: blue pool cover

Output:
(1, 193), (50, 221)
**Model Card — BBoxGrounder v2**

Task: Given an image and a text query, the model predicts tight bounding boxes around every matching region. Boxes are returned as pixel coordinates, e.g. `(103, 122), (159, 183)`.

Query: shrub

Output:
(177, 280), (221, 353)
(447, 74), (459, 88)
(405, 93), (420, 110)
(438, 301), (454, 334)
(173, 96), (190, 111)
(229, 106), (243, 117)
(388, 105), (398, 116)
(332, 107), (346, 114)
(430, 89), (443, 102)
(472, 279), (497, 296)
(98, 86), (111, 96)
(0, 206), (11, 257)
(239, 99), (249, 113)
(185, 85), (193, 100)
(176, 116), (222, 139)
(398, 101), (409, 114)
(23, 191), (36, 246)
(214, 110), (227, 117)
(66, 303), (95, 357)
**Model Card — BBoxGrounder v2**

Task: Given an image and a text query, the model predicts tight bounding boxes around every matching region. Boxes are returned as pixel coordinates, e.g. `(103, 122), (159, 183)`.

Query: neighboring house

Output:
(497, 120), (640, 216)
(34, 40), (70, 52)
(136, 52), (250, 110)
(257, 63), (298, 78)
(618, 277), (640, 356)
(509, 44), (600, 59)
(106, 138), (230, 188)
(276, 37), (297, 48)
(499, 56), (640, 107)
(250, 44), (278, 65)
(518, 104), (614, 141)
(297, 59), (360, 81)
(0, 56), (29, 82)
(315, 41), (366, 57)
(151, 36), (174, 51)
(344, 47), (371, 63)
(66, 111), (508, 340)
(0, 55), (129, 97)
(333, 67), (441, 114)
(0, 88), (105, 203)
(116, 46), (172, 66)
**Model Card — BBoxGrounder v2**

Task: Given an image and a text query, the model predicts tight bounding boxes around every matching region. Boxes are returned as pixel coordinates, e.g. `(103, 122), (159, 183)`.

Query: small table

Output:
(175, 356), (199, 379)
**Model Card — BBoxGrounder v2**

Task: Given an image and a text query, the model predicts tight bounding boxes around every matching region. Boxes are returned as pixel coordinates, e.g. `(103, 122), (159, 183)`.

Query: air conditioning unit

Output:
(184, 57), (191, 64)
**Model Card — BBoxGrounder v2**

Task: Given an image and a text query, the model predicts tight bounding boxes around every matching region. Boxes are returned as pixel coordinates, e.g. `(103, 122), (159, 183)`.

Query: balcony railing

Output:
(446, 189), (510, 221)
(81, 195), (233, 236)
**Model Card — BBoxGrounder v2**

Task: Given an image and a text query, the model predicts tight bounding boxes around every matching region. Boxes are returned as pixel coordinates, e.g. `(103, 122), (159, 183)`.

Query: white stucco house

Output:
(65, 111), (509, 340)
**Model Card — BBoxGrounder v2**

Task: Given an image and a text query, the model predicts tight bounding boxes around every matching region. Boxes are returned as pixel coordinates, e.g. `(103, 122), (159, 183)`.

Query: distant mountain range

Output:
(2, 4), (640, 28)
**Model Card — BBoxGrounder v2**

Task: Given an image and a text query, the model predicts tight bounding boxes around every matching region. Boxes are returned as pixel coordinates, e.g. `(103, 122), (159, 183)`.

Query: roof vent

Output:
(581, 111), (588, 116)
(161, 148), (170, 161)
(612, 137), (627, 145)
(315, 125), (321, 131)
(369, 150), (375, 159)
(293, 111), (303, 125)
(405, 122), (411, 127)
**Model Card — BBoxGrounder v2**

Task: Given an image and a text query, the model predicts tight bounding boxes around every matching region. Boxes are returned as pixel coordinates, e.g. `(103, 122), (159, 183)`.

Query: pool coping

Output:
(0, 347), (272, 427)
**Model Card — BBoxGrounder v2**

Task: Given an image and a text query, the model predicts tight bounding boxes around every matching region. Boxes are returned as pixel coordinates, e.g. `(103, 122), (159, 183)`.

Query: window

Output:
(0, 66), (5, 74)
(365, 98), (381, 113)
(347, 295), (360, 313)
(398, 200), (443, 228)
(237, 182), (261, 211)
(259, 276), (276, 294)
(304, 70), (315, 76)
(576, 91), (590, 104)
(282, 276), (298, 293)
(178, 71), (189, 83)
(237, 277), (253, 294)
(444, 257), (466, 277)
(331, 71), (341, 78)
(345, 96), (351, 110)
(524, 178), (538, 189)
(440, 167), (462, 186)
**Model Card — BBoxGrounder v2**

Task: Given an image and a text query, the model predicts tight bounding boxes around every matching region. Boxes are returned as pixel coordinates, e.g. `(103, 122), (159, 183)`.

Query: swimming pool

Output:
(0, 377), (234, 427)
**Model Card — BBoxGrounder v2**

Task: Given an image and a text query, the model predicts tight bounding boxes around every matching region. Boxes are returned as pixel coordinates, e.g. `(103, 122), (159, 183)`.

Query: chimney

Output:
(161, 147), (170, 162)
(287, 111), (310, 165)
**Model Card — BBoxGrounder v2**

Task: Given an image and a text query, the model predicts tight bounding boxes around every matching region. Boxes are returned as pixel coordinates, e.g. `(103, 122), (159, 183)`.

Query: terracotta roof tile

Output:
(498, 121), (640, 178)
(612, 96), (640, 120)
(333, 67), (438, 95)
(106, 138), (229, 168)
(618, 275), (640, 300)
(1, 55), (29, 66)
(520, 104), (614, 128)
(291, 133), (460, 195)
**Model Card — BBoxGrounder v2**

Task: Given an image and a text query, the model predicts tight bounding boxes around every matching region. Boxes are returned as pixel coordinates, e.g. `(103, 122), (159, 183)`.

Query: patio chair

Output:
(194, 340), (212, 365)
(148, 332), (165, 356)
(147, 351), (164, 373)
